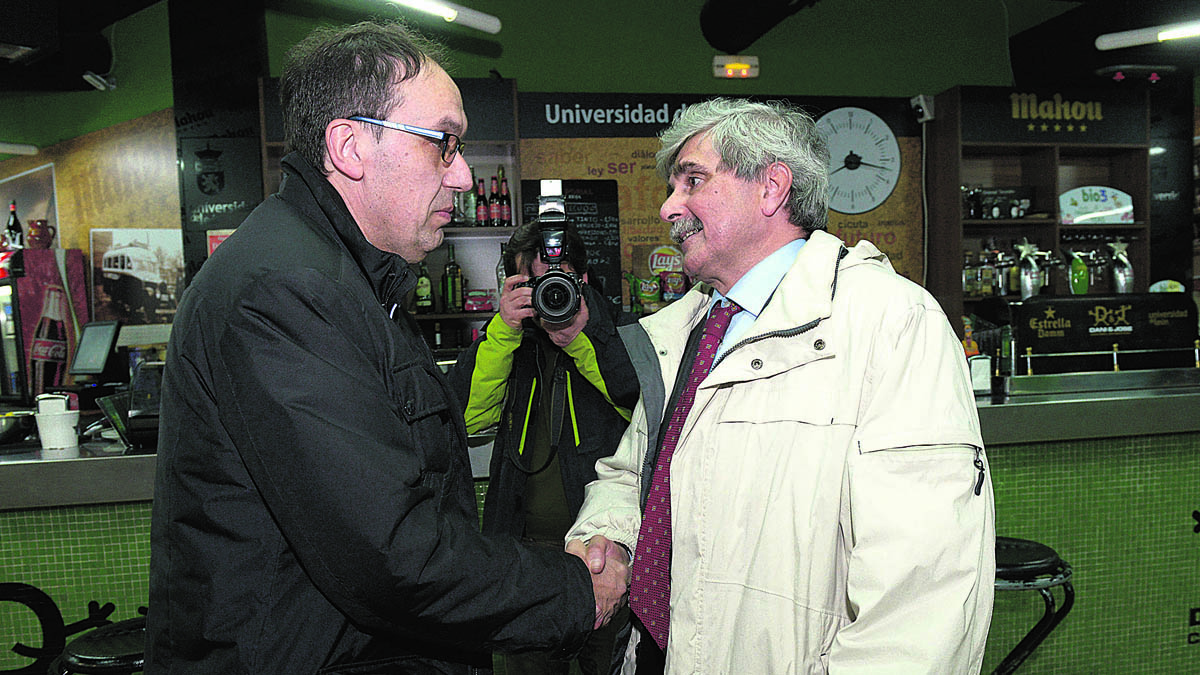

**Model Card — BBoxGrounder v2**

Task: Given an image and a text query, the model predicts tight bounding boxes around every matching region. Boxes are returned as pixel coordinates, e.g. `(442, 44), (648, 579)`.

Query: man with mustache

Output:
(567, 98), (995, 673)
(148, 21), (627, 674)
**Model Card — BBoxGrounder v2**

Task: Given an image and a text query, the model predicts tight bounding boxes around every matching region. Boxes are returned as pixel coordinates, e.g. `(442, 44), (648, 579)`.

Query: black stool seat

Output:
(49, 615), (145, 675)
(996, 536), (1073, 588)
(992, 537), (1074, 675)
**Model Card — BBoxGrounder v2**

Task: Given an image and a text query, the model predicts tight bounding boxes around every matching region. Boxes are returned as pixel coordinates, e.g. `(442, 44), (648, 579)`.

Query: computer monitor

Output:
(68, 321), (125, 381)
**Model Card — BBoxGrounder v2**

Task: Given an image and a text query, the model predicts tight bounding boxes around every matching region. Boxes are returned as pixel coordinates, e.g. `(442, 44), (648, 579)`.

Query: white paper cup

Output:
(36, 410), (80, 451)
(42, 446), (80, 460)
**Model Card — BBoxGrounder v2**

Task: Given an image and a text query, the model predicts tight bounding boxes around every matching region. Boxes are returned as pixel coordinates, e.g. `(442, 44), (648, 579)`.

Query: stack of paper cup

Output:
(36, 393), (80, 458)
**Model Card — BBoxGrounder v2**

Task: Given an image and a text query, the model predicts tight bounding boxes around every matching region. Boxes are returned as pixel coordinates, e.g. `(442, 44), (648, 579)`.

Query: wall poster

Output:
(89, 228), (185, 326)
(0, 163), (59, 250)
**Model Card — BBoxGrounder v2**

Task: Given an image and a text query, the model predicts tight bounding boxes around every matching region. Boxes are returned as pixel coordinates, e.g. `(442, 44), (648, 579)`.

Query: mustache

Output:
(669, 217), (703, 244)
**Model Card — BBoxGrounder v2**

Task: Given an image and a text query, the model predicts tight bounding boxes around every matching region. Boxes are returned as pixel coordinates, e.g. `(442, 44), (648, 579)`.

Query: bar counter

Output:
(1, 388), (1198, 510)
(3, 388), (1200, 673)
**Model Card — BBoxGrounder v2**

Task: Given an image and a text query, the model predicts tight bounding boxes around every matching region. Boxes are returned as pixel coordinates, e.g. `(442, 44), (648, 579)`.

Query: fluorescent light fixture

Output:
(82, 70), (116, 91)
(0, 142), (38, 155)
(388, 1), (501, 34)
(1095, 19), (1200, 51)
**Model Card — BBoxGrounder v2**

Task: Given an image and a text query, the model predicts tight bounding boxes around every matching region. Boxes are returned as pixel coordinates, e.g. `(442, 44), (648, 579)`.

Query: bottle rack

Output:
(925, 86), (1151, 336)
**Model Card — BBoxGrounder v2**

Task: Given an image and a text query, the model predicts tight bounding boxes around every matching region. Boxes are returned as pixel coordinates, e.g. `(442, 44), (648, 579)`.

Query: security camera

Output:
(910, 94), (934, 123)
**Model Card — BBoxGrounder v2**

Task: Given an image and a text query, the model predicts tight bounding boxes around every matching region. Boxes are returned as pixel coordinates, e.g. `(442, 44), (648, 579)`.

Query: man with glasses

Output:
(147, 21), (628, 674)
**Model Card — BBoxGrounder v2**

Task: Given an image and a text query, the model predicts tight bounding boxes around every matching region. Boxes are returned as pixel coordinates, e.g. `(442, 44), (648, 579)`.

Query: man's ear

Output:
(325, 118), (366, 180)
(760, 161), (793, 217)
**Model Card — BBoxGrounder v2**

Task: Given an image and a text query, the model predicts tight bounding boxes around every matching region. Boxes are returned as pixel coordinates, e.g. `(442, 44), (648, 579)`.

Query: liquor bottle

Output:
(1109, 241), (1134, 294)
(495, 243), (507, 295)
(497, 164), (506, 184)
(475, 178), (490, 227)
(442, 244), (463, 312)
(1067, 250), (1089, 295)
(6, 201), (23, 250)
(961, 251), (977, 297)
(28, 285), (68, 397)
(414, 262), (433, 312)
(498, 179), (512, 227)
(977, 248), (996, 297)
(433, 322), (443, 350)
(488, 177), (501, 227)
(460, 166), (478, 226)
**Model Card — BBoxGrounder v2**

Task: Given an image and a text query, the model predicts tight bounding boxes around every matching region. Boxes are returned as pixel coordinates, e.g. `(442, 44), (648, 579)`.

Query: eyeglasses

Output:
(349, 116), (466, 164)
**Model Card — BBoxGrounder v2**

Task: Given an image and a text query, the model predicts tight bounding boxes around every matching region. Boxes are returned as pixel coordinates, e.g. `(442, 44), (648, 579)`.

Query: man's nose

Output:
(445, 152), (472, 191)
(660, 188), (684, 223)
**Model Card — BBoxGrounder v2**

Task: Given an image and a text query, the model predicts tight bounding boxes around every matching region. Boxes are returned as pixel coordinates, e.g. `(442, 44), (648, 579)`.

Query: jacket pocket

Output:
(388, 360), (455, 476)
(390, 361), (451, 424)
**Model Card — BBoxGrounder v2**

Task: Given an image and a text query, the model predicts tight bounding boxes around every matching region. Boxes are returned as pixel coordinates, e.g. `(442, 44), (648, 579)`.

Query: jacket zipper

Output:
(973, 447), (986, 496)
(711, 317), (821, 371)
(710, 245), (847, 371)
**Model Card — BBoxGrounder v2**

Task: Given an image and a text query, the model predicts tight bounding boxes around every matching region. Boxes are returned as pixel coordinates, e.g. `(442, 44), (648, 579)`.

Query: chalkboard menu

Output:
(520, 179), (621, 310)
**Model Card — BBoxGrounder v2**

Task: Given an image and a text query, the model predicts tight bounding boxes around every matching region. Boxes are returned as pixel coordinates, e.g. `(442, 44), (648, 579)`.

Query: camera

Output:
(519, 180), (585, 323)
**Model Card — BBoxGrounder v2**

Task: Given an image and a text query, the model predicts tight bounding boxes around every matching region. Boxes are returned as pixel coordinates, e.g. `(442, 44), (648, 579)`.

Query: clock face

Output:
(816, 107), (901, 215)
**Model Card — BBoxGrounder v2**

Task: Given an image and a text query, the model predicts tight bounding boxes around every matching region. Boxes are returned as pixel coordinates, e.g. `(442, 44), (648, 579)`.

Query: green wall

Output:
(0, 2), (173, 155)
(3, 0), (1070, 160)
(5, 433), (1200, 672)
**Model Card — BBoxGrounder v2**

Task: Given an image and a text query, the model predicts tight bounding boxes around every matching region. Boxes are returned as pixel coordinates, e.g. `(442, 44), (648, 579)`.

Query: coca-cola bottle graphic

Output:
(28, 285), (68, 397)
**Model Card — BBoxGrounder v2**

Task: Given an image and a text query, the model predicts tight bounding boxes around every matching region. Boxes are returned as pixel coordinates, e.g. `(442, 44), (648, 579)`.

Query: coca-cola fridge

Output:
(0, 249), (90, 405)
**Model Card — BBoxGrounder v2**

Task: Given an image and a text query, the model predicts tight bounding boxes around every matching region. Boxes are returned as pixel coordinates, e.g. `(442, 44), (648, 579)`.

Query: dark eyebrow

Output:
(436, 116), (465, 136)
(671, 159), (708, 178)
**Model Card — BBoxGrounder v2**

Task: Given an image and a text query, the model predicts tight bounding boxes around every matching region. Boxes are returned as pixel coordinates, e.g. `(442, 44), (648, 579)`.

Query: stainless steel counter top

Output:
(976, 389), (1200, 445)
(0, 440), (156, 510)
(3, 388), (1199, 511)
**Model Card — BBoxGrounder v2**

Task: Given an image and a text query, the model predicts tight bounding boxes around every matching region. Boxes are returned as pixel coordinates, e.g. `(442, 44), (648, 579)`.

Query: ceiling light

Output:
(1095, 19), (1200, 51)
(712, 55), (759, 78)
(0, 142), (38, 155)
(82, 70), (116, 91)
(388, 1), (501, 34)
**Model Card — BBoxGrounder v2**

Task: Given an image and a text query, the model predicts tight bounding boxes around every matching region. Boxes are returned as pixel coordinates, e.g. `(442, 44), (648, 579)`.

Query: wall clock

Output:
(815, 106), (901, 215)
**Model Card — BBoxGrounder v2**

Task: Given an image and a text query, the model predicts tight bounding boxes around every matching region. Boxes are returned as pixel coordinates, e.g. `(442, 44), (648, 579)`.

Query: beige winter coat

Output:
(568, 230), (995, 673)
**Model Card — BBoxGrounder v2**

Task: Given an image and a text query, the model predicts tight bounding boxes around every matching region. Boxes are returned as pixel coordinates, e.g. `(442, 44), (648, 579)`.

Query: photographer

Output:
(449, 218), (640, 674)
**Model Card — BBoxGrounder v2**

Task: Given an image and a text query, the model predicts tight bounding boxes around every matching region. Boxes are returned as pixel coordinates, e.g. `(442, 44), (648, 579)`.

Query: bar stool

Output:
(48, 615), (145, 675)
(992, 536), (1074, 674)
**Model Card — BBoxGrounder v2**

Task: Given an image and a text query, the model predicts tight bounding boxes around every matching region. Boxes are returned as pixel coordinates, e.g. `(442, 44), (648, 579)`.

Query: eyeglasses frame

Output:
(348, 116), (466, 164)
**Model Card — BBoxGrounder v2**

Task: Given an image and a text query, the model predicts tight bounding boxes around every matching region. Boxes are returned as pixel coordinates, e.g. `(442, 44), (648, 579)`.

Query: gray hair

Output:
(655, 98), (829, 232)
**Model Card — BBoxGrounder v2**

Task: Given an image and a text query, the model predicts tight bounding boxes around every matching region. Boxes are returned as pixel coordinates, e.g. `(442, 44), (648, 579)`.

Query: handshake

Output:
(566, 535), (631, 630)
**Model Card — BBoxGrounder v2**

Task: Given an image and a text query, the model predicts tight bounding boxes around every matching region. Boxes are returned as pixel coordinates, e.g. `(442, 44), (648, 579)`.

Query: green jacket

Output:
(449, 284), (640, 537)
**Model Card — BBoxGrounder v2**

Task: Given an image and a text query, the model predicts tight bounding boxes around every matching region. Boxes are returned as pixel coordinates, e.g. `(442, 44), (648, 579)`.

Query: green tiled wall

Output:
(5, 437), (1199, 672)
(0, 484), (492, 671)
(982, 431), (1200, 673)
(1, 502), (151, 670)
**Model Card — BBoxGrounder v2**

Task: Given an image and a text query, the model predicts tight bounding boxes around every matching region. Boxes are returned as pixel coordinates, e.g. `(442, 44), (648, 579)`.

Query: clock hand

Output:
(857, 160), (894, 171)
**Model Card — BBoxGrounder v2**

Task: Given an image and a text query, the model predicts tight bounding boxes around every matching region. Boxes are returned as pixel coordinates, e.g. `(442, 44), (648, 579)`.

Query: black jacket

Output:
(448, 287), (640, 538)
(147, 153), (594, 674)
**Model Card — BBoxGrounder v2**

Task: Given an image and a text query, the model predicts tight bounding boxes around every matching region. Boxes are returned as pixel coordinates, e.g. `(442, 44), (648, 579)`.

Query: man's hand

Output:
(540, 293), (589, 348)
(566, 535), (630, 629)
(497, 274), (535, 329)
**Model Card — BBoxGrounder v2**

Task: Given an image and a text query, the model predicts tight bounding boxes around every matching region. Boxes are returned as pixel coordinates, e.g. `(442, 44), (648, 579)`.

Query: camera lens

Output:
(531, 272), (580, 323)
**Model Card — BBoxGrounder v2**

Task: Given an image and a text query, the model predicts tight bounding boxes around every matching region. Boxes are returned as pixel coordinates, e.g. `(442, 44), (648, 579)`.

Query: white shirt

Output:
(711, 237), (807, 359)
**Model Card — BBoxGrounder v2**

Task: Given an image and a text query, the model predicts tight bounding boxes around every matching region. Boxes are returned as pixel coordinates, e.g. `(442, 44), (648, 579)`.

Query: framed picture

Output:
(89, 228), (184, 326)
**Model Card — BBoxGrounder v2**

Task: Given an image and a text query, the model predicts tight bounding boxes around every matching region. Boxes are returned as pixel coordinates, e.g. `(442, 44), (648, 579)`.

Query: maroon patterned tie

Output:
(629, 301), (742, 651)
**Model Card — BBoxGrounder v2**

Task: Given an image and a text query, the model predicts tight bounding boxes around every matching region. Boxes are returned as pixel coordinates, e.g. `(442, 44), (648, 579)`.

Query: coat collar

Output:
(278, 152), (415, 310)
(641, 230), (892, 351)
